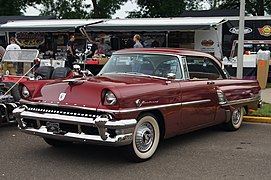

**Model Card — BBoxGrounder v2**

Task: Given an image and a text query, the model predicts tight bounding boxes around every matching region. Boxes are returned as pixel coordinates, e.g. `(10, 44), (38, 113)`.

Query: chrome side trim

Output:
(221, 96), (261, 107)
(182, 99), (211, 106)
(20, 99), (212, 114)
(97, 99), (212, 114)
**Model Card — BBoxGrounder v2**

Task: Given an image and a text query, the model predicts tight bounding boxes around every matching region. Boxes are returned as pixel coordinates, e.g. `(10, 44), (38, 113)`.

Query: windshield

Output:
(1, 49), (38, 76)
(99, 53), (182, 79)
(1, 61), (34, 76)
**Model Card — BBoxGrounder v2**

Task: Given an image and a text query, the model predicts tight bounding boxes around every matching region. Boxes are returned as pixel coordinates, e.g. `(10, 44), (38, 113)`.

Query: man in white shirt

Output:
(6, 37), (21, 51)
(5, 37), (21, 63)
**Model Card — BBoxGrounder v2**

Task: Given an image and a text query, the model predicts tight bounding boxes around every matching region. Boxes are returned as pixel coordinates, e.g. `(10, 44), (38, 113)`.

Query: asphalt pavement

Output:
(1, 122), (271, 180)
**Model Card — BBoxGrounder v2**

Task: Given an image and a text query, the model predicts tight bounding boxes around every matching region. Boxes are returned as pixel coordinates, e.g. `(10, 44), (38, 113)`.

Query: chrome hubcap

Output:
(135, 122), (154, 153)
(232, 108), (242, 125)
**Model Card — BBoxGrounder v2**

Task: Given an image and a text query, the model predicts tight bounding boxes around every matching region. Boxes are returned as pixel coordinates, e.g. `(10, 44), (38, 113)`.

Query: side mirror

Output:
(28, 74), (35, 80)
(166, 73), (176, 80)
(81, 69), (94, 77)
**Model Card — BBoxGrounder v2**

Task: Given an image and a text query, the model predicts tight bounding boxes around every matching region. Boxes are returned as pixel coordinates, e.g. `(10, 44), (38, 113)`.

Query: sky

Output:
(25, 1), (139, 18)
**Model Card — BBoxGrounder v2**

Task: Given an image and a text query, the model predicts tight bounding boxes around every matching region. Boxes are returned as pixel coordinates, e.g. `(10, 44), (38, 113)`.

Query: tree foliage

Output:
(39, 0), (128, 19)
(90, 0), (128, 18)
(206, 0), (271, 16)
(0, 0), (41, 16)
(127, 0), (203, 18)
(40, 0), (90, 19)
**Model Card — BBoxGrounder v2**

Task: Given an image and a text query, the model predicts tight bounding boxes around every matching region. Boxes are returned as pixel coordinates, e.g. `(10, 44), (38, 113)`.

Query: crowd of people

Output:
(0, 34), (161, 70)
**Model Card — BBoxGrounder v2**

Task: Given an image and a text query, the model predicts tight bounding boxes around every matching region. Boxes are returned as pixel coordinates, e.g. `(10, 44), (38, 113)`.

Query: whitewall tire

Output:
(126, 114), (160, 162)
(223, 107), (244, 131)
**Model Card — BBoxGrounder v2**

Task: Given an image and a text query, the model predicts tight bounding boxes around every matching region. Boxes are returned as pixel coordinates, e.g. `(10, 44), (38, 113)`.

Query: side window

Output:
(153, 59), (182, 79)
(186, 56), (223, 80)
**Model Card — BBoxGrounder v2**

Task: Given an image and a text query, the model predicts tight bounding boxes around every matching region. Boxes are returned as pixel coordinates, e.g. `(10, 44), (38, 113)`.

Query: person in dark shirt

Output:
(66, 35), (76, 69)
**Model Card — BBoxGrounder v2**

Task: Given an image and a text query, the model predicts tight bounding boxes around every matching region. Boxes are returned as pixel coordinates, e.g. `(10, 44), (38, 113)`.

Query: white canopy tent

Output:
(0, 17), (227, 32)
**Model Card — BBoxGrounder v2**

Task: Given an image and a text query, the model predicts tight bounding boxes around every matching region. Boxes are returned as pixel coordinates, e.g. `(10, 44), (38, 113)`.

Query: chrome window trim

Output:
(178, 55), (190, 80)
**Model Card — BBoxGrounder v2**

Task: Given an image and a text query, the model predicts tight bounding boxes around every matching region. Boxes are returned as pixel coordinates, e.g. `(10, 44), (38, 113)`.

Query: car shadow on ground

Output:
(4, 122), (250, 165)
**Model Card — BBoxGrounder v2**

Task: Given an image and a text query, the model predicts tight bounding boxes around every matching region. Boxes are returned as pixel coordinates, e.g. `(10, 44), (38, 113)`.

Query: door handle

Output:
(207, 81), (215, 85)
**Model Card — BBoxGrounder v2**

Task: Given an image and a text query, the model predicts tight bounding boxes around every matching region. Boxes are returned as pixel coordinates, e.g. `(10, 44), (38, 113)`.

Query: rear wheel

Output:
(125, 114), (160, 162)
(223, 107), (244, 131)
(43, 138), (72, 147)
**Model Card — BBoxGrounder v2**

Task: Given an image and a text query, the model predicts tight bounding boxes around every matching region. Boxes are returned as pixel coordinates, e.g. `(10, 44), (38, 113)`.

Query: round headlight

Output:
(21, 86), (30, 98)
(104, 91), (117, 106)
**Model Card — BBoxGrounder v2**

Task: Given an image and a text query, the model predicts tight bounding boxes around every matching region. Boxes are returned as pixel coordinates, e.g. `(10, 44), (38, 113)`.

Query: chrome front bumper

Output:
(13, 106), (137, 146)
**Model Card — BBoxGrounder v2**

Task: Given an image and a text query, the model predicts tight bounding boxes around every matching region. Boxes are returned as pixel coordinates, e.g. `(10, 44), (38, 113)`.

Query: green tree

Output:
(40, 0), (128, 19)
(206, 0), (271, 16)
(0, 0), (41, 16)
(90, 0), (128, 18)
(40, 0), (90, 19)
(127, 0), (202, 18)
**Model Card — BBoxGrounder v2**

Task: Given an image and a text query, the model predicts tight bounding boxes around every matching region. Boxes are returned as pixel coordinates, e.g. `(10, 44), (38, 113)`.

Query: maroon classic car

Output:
(13, 48), (261, 162)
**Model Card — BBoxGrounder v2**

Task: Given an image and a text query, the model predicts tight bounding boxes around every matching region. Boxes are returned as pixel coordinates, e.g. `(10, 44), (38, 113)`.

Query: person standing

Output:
(6, 37), (21, 51)
(133, 34), (143, 48)
(151, 36), (160, 48)
(0, 45), (5, 61)
(5, 37), (21, 61)
(66, 35), (76, 69)
(96, 38), (111, 55)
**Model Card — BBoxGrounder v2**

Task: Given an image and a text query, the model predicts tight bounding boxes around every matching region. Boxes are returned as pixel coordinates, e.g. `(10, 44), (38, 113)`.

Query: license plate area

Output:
(46, 122), (60, 134)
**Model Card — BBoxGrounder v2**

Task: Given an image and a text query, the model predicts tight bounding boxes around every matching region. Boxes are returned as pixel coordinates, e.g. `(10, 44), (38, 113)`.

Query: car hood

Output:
(27, 74), (167, 109)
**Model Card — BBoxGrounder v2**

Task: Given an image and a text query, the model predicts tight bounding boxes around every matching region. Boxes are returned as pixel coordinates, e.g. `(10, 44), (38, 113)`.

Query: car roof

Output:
(114, 48), (222, 66)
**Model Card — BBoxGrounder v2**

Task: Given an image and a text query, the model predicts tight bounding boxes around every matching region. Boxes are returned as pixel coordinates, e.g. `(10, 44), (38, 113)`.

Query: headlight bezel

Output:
(21, 86), (30, 98)
(102, 90), (117, 106)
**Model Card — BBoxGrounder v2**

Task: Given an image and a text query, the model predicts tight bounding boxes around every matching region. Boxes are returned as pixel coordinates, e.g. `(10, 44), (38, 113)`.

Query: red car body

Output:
(13, 48), (261, 161)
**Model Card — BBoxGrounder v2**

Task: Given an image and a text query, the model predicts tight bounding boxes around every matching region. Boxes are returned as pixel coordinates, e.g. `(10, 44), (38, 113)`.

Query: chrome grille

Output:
(26, 104), (102, 118)
(22, 105), (106, 136)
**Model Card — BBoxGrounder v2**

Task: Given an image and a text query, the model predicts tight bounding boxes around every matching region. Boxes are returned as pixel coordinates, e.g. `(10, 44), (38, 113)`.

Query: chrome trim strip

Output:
(182, 99), (211, 106)
(97, 99), (212, 114)
(20, 99), (212, 114)
(221, 96), (261, 107)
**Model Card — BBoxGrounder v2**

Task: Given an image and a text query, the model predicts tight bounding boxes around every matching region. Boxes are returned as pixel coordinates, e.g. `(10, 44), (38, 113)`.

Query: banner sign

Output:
(15, 32), (45, 47)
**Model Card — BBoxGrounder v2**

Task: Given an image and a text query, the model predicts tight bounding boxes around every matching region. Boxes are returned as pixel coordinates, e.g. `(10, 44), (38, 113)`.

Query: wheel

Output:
(43, 138), (72, 147)
(223, 107), (244, 131)
(125, 113), (160, 162)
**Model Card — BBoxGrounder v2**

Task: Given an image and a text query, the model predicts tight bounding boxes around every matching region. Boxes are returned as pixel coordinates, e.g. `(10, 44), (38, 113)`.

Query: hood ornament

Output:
(58, 93), (66, 101)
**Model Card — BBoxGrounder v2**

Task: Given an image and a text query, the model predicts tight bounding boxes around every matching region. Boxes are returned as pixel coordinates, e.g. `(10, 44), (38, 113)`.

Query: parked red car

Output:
(0, 49), (74, 125)
(13, 48), (261, 162)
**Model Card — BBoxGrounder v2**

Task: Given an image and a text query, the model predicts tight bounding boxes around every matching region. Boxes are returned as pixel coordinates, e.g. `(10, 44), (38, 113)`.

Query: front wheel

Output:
(223, 107), (244, 131)
(125, 114), (160, 162)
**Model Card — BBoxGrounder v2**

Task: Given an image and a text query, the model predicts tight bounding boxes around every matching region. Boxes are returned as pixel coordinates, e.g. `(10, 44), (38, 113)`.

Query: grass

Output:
(267, 83), (271, 88)
(249, 103), (271, 117)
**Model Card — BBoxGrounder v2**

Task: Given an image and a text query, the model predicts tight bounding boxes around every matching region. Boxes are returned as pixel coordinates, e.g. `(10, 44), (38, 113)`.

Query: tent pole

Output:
(166, 31), (169, 47)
